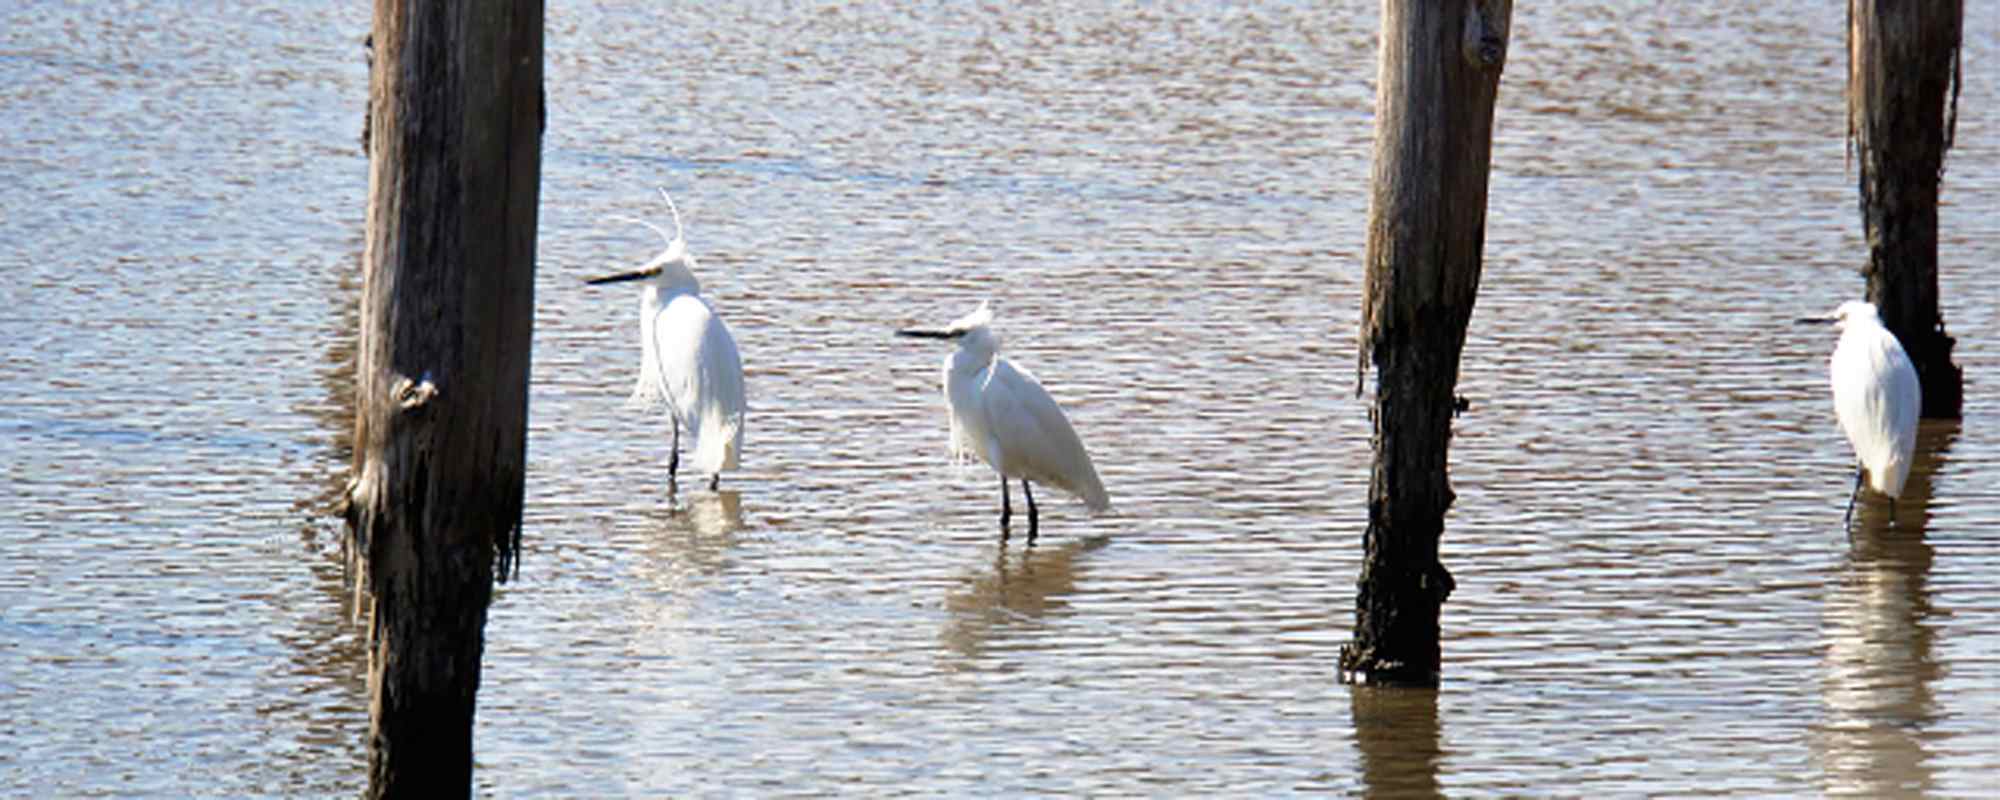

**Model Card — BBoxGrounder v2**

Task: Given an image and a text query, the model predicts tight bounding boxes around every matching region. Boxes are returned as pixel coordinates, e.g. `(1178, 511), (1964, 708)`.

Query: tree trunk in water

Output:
(1849, 0), (1964, 419)
(346, 1), (542, 796)
(1340, 0), (1511, 687)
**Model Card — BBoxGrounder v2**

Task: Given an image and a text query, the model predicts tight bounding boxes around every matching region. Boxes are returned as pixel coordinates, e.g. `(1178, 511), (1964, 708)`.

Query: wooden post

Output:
(1848, 0), (1964, 419)
(346, 1), (542, 796)
(1340, 0), (1511, 687)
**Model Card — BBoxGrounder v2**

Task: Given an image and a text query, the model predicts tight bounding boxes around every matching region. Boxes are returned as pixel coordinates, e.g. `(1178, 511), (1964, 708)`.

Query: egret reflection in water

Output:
(643, 491), (749, 584)
(941, 535), (1112, 661)
(1813, 421), (1956, 796)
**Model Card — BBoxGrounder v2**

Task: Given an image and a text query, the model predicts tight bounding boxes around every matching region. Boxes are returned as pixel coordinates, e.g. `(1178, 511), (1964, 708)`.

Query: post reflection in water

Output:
(1350, 685), (1443, 799)
(939, 536), (1111, 661)
(1813, 420), (1957, 796)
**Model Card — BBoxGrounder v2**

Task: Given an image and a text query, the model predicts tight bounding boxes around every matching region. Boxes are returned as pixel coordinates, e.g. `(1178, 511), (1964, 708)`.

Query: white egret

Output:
(586, 188), (745, 492)
(1799, 301), (1920, 527)
(897, 302), (1110, 542)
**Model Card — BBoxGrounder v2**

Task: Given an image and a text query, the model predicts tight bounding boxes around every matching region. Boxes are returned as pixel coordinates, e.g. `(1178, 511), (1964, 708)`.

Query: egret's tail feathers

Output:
(687, 413), (744, 475)
(1075, 470), (1111, 513)
(1872, 455), (1912, 498)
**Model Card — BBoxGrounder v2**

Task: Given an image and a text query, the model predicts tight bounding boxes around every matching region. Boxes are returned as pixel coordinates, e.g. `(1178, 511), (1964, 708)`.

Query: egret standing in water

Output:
(1800, 301), (1920, 528)
(587, 189), (745, 493)
(898, 302), (1109, 542)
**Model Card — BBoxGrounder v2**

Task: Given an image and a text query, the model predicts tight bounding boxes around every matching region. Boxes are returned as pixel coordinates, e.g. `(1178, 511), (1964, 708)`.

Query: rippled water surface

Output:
(4, 1), (1998, 795)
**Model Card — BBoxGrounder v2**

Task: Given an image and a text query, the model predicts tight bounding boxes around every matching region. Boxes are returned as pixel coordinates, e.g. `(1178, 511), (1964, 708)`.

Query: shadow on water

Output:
(1812, 420), (1958, 796)
(939, 535), (1111, 661)
(296, 258), (361, 528)
(1350, 685), (1443, 799)
(264, 250), (368, 793)
(261, 531), (369, 793)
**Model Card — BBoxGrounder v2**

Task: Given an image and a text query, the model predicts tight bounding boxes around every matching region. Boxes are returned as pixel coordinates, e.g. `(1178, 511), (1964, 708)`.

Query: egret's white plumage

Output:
(587, 189), (745, 490)
(899, 302), (1108, 539)
(1808, 301), (1919, 524)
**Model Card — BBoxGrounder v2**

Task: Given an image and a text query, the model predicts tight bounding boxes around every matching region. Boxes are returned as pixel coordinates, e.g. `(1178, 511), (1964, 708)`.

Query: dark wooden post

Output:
(1848, 0), (1964, 419)
(1339, 0), (1511, 687)
(346, 1), (542, 796)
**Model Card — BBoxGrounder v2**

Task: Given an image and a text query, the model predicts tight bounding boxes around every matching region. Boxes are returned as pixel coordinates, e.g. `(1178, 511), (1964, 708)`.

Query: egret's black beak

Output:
(585, 266), (659, 286)
(1794, 316), (1831, 326)
(895, 328), (958, 340)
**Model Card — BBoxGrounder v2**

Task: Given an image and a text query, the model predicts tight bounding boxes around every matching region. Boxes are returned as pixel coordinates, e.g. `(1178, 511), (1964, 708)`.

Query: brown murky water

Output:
(3, 2), (1997, 795)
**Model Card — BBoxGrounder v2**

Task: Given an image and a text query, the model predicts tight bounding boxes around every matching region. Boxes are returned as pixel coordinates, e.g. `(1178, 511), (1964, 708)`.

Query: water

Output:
(3, 1), (1997, 795)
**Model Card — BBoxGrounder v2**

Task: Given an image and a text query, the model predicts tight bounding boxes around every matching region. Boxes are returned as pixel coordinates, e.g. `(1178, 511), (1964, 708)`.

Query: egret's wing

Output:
(979, 358), (1109, 510)
(697, 307), (747, 432)
(701, 312), (747, 421)
(1879, 337), (1921, 492)
(1830, 329), (1921, 494)
(653, 294), (747, 472)
(693, 309), (746, 473)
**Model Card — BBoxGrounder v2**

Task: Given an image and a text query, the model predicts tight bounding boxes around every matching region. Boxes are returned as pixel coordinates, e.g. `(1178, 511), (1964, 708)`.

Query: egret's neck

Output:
(948, 328), (999, 376)
(636, 284), (663, 366)
(638, 263), (702, 371)
(1839, 318), (1885, 346)
(662, 262), (702, 295)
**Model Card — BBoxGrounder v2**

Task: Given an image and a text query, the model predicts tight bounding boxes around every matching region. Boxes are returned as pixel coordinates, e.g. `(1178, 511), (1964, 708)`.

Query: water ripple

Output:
(4, 0), (1999, 796)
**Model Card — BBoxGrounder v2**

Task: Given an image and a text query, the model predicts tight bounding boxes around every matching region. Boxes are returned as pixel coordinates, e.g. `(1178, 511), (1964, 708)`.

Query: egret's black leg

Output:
(1023, 480), (1039, 545)
(708, 473), (720, 492)
(1842, 467), (1862, 535)
(1888, 498), (1899, 528)
(668, 422), (682, 489)
(998, 474), (1012, 541)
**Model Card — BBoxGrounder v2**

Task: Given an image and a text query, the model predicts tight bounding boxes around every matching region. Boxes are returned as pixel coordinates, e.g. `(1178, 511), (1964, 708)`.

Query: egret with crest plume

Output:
(898, 302), (1109, 542)
(586, 188), (745, 493)
(1799, 301), (1919, 528)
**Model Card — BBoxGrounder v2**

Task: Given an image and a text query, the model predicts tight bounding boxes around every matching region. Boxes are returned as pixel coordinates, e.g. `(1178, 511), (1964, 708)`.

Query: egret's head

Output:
(896, 301), (999, 357)
(583, 188), (700, 293)
(1796, 300), (1881, 332)
(945, 301), (994, 337)
(1832, 301), (1879, 331)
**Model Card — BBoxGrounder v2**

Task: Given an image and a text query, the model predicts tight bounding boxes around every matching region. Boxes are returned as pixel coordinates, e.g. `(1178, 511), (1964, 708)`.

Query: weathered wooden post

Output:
(1848, 0), (1964, 419)
(1339, 0), (1511, 686)
(346, 0), (542, 795)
